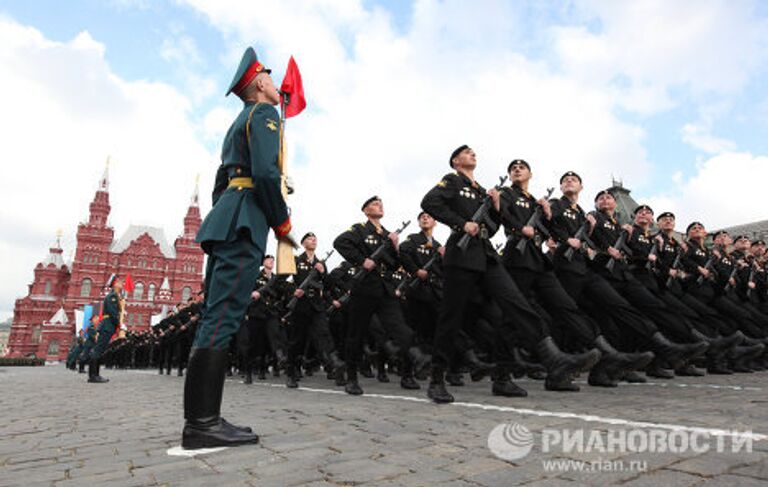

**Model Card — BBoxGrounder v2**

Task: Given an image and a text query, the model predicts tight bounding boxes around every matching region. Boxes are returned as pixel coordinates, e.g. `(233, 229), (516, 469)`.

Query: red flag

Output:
(124, 273), (135, 293)
(280, 56), (306, 118)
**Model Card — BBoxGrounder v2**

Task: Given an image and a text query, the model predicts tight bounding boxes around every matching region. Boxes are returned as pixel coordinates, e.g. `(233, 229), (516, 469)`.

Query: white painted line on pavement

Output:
(250, 382), (768, 442)
(167, 445), (227, 457)
(515, 377), (763, 392)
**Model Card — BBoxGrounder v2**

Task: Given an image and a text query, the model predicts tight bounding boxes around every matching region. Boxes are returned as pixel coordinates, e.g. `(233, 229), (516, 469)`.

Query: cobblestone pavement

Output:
(2, 365), (768, 486)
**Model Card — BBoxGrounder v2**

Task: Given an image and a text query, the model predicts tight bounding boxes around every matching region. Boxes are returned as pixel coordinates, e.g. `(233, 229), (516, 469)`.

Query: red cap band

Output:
(233, 61), (265, 96)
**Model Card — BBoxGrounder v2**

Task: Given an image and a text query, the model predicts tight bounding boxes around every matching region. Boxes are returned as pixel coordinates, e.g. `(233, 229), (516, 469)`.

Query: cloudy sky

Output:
(1, 0), (768, 320)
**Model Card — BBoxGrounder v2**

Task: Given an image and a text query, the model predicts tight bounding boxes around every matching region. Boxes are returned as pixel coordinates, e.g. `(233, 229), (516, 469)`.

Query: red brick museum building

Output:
(6, 165), (204, 360)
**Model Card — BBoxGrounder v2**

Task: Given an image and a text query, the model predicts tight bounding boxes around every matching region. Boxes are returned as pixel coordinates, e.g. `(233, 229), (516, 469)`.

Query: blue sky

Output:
(1, 0), (768, 319)
(4, 0), (766, 192)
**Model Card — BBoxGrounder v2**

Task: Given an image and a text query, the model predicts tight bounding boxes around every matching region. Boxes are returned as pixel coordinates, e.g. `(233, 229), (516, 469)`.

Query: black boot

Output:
(707, 353), (734, 375)
(177, 366), (184, 377)
(446, 371), (465, 387)
(376, 355), (390, 383)
(256, 357), (267, 380)
(675, 363), (705, 376)
(620, 370), (647, 383)
(537, 337), (600, 392)
(463, 349), (495, 382)
(645, 357), (674, 379)
(491, 366), (527, 397)
(243, 364), (253, 384)
(285, 362), (298, 388)
(345, 364), (363, 395)
(650, 332), (705, 369)
(182, 348), (259, 449)
(408, 346), (432, 378)
(88, 359), (109, 383)
(427, 365), (454, 404)
(512, 347), (547, 380)
(78, 361), (86, 374)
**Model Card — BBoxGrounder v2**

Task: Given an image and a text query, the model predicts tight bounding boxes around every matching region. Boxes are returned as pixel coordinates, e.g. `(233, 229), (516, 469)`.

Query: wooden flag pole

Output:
(276, 93), (297, 275)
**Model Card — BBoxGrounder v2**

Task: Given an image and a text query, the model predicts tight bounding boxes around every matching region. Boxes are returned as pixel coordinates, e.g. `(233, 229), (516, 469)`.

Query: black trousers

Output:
(405, 298), (439, 349)
(509, 267), (597, 350)
(603, 272), (693, 343)
(434, 259), (547, 369)
(346, 293), (414, 367)
(289, 307), (337, 363)
(556, 269), (657, 351)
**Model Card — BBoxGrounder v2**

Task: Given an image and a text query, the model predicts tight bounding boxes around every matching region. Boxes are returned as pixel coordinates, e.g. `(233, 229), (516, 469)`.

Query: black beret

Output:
(594, 189), (613, 203)
(263, 254), (275, 261)
(656, 211), (675, 221)
(301, 232), (316, 243)
(751, 240), (766, 247)
(560, 171), (582, 184)
(507, 159), (530, 173)
(686, 221), (704, 233)
(734, 235), (750, 242)
(449, 144), (469, 168)
(712, 230), (729, 239)
(417, 210), (430, 220)
(361, 195), (381, 211)
(632, 204), (653, 216)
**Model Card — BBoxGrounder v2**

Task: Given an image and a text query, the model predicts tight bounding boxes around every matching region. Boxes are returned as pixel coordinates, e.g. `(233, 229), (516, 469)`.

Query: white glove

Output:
(285, 176), (295, 195)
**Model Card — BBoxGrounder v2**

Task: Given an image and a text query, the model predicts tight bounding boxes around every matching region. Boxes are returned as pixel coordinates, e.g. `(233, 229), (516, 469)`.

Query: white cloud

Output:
(554, 0), (768, 110)
(644, 152), (768, 230)
(0, 17), (215, 315)
(181, 0), (652, 266)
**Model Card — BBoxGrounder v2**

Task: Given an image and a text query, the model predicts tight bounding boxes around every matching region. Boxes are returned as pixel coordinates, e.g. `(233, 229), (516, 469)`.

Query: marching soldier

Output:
(501, 161), (647, 388)
(284, 233), (345, 388)
(421, 146), (599, 403)
(183, 47), (295, 449)
(87, 274), (124, 383)
(333, 196), (429, 395)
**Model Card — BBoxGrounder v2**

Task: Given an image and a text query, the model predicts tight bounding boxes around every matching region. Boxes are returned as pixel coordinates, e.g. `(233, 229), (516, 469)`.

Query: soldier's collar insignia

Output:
(266, 119), (278, 131)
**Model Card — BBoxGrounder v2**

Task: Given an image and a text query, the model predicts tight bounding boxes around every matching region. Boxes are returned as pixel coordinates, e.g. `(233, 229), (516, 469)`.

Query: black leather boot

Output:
(285, 362), (299, 388)
(376, 354), (390, 383)
(243, 364), (253, 384)
(620, 370), (647, 383)
(256, 357), (267, 380)
(463, 349), (495, 381)
(645, 356), (674, 379)
(446, 370), (465, 387)
(650, 332), (705, 369)
(182, 348), (259, 449)
(88, 358), (108, 383)
(491, 365), (528, 397)
(537, 337), (600, 392)
(408, 346), (432, 378)
(345, 364), (363, 395)
(427, 365), (454, 404)
(78, 361), (86, 374)
(675, 363), (705, 376)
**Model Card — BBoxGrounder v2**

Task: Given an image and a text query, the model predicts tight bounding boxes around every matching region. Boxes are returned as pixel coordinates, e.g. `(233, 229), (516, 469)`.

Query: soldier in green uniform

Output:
(88, 274), (123, 383)
(182, 47), (295, 450)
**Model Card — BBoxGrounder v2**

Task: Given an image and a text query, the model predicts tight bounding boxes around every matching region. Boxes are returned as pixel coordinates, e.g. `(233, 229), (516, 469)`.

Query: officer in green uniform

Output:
(182, 47), (295, 450)
(88, 274), (123, 383)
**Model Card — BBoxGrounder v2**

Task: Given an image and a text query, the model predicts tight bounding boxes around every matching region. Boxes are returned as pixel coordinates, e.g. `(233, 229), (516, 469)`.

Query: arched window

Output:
(80, 278), (92, 297)
(47, 340), (59, 355)
(139, 259), (147, 268)
(181, 286), (192, 302)
(44, 280), (52, 295)
(147, 283), (156, 302)
(133, 282), (144, 300)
